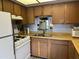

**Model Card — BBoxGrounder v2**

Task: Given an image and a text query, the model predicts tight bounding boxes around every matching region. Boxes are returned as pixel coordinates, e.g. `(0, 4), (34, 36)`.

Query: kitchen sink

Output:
(33, 34), (52, 37)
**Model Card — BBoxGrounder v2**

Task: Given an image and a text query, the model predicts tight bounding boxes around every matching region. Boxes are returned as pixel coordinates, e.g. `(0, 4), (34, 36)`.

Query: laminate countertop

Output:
(30, 32), (79, 55)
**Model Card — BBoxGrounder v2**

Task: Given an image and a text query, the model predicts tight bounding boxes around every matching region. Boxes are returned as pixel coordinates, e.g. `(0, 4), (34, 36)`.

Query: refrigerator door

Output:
(0, 36), (15, 59)
(0, 11), (13, 37)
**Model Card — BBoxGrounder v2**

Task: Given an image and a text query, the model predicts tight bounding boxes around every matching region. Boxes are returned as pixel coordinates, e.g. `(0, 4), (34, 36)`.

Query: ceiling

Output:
(12, 0), (78, 7)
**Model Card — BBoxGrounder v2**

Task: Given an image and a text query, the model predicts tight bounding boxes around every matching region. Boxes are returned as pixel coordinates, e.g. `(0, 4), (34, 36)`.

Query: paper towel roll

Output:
(27, 28), (30, 35)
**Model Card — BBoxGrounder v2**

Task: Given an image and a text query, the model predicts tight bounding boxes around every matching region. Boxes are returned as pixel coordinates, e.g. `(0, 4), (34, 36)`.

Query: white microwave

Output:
(72, 29), (79, 37)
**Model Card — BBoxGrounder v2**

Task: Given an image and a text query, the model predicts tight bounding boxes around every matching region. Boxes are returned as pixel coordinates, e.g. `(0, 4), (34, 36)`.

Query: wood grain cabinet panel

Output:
(34, 6), (42, 17)
(31, 37), (79, 59)
(65, 2), (79, 24)
(69, 42), (75, 59)
(3, 0), (14, 14)
(14, 3), (22, 16)
(31, 38), (48, 58)
(21, 7), (27, 24)
(0, 0), (2, 11)
(52, 4), (65, 24)
(49, 40), (69, 59)
(75, 51), (79, 59)
(26, 7), (34, 24)
(43, 5), (52, 16)
(31, 38), (38, 56)
(39, 39), (48, 58)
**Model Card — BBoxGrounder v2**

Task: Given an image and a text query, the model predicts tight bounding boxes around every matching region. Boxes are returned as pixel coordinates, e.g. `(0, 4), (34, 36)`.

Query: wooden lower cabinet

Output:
(49, 40), (69, 59)
(31, 38), (48, 58)
(69, 42), (75, 59)
(39, 39), (48, 58)
(31, 38), (38, 56)
(75, 51), (79, 59)
(31, 37), (79, 59)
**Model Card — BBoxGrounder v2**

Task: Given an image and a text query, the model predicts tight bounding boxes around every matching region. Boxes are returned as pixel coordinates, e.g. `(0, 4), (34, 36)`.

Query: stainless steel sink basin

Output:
(33, 34), (52, 37)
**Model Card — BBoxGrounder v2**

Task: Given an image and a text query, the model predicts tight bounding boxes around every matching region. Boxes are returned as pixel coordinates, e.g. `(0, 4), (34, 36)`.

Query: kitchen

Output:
(0, 0), (79, 59)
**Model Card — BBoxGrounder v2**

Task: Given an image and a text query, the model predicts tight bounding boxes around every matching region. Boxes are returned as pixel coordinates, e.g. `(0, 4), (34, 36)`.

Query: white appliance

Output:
(72, 29), (79, 37)
(15, 36), (30, 59)
(12, 15), (23, 20)
(0, 11), (15, 59)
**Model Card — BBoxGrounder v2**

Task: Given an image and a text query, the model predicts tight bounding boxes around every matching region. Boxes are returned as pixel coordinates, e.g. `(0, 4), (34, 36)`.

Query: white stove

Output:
(15, 36), (30, 59)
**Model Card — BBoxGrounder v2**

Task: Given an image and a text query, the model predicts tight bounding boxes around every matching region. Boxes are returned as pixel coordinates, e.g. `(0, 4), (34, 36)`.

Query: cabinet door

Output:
(14, 3), (21, 16)
(31, 38), (38, 56)
(75, 51), (79, 59)
(65, 2), (79, 24)
(34, 6), (42, 16)
(69, 42), (75, 59)
(52, 4), (65, 24)
(26, 7), (34, 24)
(39, 39), (48, 58)
(50, 40), (68, 59)
(43, 5), (52, 16)
(3, 0), (14, 14)
(0, 0), (2, 11)
(21, 7), (27, 24)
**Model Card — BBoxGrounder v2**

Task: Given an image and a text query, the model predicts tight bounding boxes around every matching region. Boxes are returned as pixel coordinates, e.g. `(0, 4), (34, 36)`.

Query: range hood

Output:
(11, 15), (23, 20)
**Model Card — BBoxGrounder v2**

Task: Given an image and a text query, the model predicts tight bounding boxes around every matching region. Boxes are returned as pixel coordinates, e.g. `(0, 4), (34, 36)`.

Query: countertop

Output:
(30, 32), (79, 55)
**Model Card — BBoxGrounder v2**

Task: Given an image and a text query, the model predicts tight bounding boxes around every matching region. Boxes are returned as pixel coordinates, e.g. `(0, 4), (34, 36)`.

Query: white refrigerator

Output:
(0, 11), (15, 59)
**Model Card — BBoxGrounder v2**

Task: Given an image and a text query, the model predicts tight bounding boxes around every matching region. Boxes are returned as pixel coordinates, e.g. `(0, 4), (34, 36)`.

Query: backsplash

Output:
(24, 17), (73, 34)
(52, 24), (72, 33)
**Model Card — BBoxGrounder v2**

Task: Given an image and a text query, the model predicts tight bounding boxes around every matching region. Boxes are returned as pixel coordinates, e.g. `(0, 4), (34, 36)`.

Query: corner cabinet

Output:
(52, 4), (65, 24)
(0, 0), (2, 11)
(26, 7), (34, 24)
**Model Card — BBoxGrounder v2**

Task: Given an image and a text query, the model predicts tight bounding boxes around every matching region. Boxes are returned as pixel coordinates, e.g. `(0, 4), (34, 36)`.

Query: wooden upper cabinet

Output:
(3, 0), (14, 14)
(21, 7), (27, 24)
(14, 3), (22, 16)
(26, 7), (34, 24)
(65, 2), (79, 24)
(0, 0), (2, 11)
(43, 5), (52, 16)
(52, 4), (65, 24)
(34, 6), (42, 17)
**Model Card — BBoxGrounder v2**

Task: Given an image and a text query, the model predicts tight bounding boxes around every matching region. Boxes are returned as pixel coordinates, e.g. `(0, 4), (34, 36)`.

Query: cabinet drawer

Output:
(51, 40), (69, 45)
